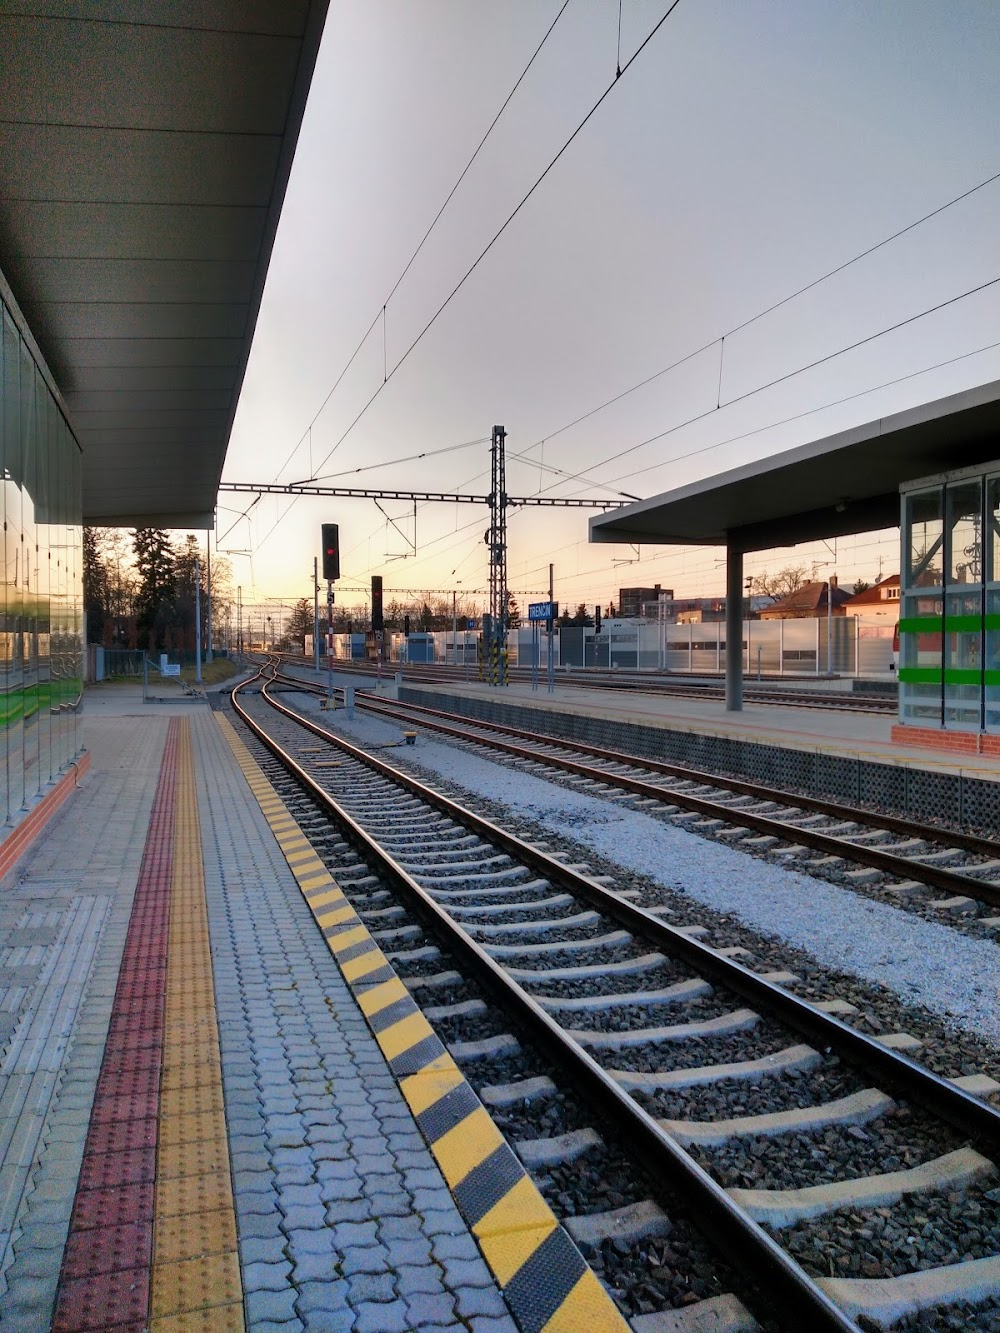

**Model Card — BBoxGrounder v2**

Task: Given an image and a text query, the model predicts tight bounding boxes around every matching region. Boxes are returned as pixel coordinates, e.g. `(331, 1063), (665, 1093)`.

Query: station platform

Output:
(394, 676), (1000, 832)
(0, 684), (622, 1333)
(396, 676), (999, 779)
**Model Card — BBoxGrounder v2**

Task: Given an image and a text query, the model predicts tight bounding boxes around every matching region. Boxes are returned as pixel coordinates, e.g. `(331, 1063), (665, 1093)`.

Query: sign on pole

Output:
(527, 601), (558, 622)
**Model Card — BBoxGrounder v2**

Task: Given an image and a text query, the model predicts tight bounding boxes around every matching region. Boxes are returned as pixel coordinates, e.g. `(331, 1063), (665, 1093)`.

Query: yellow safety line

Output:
(215, 713), (630, 1331)
(150, 720), (245, 1329)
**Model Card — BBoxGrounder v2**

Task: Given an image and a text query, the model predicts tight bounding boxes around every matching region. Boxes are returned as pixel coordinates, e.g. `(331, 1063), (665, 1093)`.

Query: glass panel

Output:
(5, 327), (24, 815)
(905, 488), (944, 589)
(947, 480), (983, 586)
(944, 589), (982, 729)
(898, 590), (942, 725)
(20, 348), (38, 803)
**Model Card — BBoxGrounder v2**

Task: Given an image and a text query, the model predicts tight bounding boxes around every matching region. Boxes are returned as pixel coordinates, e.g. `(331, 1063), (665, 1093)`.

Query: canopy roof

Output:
(0, 0), (329, 527)
(589, 380), (1000, 553)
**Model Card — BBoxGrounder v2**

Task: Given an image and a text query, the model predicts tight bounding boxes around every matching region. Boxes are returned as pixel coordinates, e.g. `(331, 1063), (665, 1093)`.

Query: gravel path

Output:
(314, 701), (1000, 1051)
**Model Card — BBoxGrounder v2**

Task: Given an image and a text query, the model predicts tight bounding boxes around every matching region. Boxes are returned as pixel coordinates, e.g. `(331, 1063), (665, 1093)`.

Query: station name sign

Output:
(527, 601), (558, 622)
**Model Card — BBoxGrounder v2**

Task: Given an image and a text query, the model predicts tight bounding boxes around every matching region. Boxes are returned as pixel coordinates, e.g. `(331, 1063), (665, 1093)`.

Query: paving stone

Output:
(453, 1284), (517, 1321)
(245, 1286), (302, 1326)
(341, 1243), (391, 1277)
(347, 1271), (399, 1305)
(295, 1279), (354, 1322)
(280, 1203), (327, 1233)
(406, 1291), (459, 1327)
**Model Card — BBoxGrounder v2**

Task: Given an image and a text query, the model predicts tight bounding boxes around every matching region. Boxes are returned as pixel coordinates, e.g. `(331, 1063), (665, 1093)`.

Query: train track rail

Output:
(280, 653), (895, 714)
(231, 666), (1000, 1332)
(271, 665), (1000, 919)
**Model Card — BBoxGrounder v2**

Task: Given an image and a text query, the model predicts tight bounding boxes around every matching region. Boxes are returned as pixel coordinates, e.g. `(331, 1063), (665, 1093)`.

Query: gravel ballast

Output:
(317, 705), (1000, 1051)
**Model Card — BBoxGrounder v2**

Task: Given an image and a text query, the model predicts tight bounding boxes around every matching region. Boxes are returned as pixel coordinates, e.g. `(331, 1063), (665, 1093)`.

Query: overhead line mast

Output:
(218, 482), (628, 508)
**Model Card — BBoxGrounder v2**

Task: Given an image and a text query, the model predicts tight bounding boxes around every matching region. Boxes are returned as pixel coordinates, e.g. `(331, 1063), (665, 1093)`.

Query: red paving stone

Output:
(52, 721), (180, 1333)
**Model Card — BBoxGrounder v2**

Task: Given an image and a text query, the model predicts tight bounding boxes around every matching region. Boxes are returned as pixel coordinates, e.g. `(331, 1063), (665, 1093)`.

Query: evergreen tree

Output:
(133, 528), (177, 650)
(286, 599), (314, 650)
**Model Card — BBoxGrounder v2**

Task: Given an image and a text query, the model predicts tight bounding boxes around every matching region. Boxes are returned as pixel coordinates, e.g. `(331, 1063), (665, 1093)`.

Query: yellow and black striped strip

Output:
(216, 714), (629, 1333)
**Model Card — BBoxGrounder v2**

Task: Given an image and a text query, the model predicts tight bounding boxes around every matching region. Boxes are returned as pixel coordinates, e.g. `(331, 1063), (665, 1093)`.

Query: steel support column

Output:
(725, 543), (744, 711)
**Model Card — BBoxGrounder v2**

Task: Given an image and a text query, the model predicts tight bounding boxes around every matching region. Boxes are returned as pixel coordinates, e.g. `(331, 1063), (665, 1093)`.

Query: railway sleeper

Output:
(630, 1291), (761, 1333)
(516, 1126), (604, 1169)
(609, 1043), (821, 1093)
(661, 1088), (896, 1148)
(728, 1145), (996, 1228)
(817, 1252), (1000, 1331)
(462, 909), (601, 937)
(484, 928), (632, 959)
(570, 1008), (760, 1050)
(536, 979), (713, 1014)
(507, 951), (667, 983)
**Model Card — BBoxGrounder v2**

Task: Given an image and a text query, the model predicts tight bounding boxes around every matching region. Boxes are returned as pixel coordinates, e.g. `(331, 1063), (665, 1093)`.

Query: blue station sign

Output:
(527, 601), (558, 622)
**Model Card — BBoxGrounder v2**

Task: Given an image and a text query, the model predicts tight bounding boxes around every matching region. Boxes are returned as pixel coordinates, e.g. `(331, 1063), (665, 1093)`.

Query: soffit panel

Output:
(2, 202), (267, 261)
(8, 258), (257, 305)
(0, 0), (329, 526)
(19, 301), (250, 340)
(4, 2), (309, 37)
(0, 17), (299, 133)
(63, 365), (239, 392)
(0, 125), (281, 206)
(58, 338), (243, 369)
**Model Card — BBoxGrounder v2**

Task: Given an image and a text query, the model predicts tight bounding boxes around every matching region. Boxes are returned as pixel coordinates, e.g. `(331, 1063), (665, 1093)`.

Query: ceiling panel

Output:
(20, 302), (251, 340)
(0, 125), (282, 206)
(5, 3), (309, 37)
(0, 1), (330, 525)
(11, 258), (257, 305)
(62, 366), (239, 393)
(57, 338), (243, 369)
(1, 202), (268, 261)
(0, 18), (300, 134)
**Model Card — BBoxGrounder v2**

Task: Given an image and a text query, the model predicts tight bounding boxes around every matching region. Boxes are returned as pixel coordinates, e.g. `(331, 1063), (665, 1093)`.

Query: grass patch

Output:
(180, 658), (238, 686)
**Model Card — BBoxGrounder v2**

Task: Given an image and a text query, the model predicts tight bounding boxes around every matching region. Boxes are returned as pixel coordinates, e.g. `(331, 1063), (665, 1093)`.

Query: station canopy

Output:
(0, 1), (329, 528)
(589, 380), (1000, 553)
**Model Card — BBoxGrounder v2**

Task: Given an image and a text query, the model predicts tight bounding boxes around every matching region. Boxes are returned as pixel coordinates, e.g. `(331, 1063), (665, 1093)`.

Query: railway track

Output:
(270, 664), (1000, 921)
(280, 653), (895, 714)
(230, 666), (1000, 1332)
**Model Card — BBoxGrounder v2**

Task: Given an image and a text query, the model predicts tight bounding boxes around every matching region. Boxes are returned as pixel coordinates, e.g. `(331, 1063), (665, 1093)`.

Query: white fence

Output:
(310, 617), (894, 676)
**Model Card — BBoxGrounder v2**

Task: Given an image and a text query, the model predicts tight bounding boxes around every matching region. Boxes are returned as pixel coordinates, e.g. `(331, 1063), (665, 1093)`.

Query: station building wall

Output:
(0, 286), (83, 824)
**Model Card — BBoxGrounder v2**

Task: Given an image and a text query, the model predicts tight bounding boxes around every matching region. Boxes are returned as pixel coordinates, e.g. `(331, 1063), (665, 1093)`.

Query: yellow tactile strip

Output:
(151, 719), (245, 1329)
(217, 712), (629, 1333)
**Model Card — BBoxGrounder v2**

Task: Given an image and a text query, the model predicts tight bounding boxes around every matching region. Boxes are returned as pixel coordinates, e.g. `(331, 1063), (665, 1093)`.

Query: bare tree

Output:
(747, 564), (809, 603)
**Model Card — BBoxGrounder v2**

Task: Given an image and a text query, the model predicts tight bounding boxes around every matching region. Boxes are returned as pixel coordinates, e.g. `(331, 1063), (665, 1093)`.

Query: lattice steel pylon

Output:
(487, 425), (508, 686)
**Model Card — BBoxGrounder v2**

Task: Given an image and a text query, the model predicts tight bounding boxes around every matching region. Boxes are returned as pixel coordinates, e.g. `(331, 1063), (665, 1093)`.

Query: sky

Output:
(220, 0), (1000, 619)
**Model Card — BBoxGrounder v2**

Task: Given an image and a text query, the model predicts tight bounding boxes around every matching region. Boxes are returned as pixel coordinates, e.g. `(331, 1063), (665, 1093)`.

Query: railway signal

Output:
(321, 523), (340, 581)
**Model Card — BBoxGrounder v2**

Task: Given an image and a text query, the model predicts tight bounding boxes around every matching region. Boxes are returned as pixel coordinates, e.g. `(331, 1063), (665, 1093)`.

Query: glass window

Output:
(905, 488), (944, 589)
(947, 480), (983, 586)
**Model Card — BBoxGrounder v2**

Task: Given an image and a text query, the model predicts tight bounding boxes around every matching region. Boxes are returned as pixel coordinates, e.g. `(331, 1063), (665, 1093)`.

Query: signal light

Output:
(321, 523), (340, 581)
(404, 614), (411, 636)
(595, 605), (601, 634)
(372, 575), (384, 632)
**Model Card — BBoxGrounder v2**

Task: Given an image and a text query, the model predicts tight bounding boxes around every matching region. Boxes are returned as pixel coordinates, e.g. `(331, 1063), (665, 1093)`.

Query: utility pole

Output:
(313, 557), (320, 673)
(206, 526), (213, 663)
(547, 562), (555, 693)
(452, 589), (457, 669)
(487, 425), (508, 686)
(194, 557), (203, 684)
(237, 585), (243, 661)
(827, 575), (835, 675)
(327, 581), (334, 703)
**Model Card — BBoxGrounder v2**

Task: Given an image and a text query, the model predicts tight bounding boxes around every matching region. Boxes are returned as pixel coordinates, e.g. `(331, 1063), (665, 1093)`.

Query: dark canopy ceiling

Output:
(590, 381), (1000, 553)
(0, 0), (329, 527)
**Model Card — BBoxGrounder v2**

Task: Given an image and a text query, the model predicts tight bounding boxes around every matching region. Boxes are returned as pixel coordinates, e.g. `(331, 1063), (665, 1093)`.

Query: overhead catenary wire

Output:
(522, 164), (1000, 460)
(305, 0), (687, 488)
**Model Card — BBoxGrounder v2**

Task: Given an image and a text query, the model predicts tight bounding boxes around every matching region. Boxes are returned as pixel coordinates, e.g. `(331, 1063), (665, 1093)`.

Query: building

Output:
(618, 584), (672, 617)
(0, 7), (328, 829)
(842, 575), (901, 623)
(758, 578), (851, 620)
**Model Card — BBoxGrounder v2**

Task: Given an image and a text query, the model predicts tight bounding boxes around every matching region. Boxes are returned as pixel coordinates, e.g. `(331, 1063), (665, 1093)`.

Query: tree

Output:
(133, 528), (177, 650)
(505, 592), (521, 629)
(852, 579), (871, 595)
(173, 534), (207, 653)
(286, 599), (314, 650)
(558, 602), (594, 627)
(747, 565), (809, 604)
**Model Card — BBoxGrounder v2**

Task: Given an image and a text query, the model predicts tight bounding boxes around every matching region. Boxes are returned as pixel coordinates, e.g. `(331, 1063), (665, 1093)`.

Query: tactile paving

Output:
(150, 1251), (242, 1319)
(152, 1207), (238, 1264)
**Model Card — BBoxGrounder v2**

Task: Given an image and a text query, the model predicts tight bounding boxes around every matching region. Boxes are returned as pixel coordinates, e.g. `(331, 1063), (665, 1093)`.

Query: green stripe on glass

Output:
(898, 668), (942, 683)
(898, 617), (942, 633)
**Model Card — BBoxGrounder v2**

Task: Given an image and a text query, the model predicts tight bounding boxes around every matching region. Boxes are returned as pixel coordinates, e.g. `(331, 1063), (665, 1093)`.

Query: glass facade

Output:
(0, 293), (83, 822)
(899, 465), (1000, 732)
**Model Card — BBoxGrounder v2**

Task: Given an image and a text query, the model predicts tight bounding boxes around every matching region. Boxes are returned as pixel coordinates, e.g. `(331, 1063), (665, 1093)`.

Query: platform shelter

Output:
(590, 379), (1000, 753)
